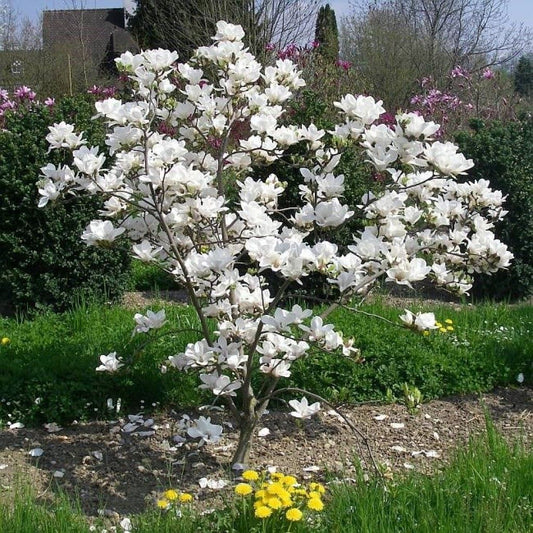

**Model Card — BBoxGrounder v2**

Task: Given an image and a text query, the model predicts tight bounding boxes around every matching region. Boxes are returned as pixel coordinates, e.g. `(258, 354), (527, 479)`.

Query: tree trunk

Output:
(232, 418), (256, 466)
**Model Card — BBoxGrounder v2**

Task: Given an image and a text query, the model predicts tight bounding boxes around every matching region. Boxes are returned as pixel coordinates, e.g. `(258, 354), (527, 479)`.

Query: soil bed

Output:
(0, 387), (531, 518)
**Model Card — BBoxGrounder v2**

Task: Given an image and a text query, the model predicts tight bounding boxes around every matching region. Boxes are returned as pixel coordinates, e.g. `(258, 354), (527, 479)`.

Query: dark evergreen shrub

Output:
(455, 117), (533, 301)
(0, 95), (130, 315)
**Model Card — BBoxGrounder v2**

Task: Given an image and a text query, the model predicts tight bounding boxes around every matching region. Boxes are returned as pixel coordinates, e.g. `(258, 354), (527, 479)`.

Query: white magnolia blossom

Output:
(38, 21), (512, 463)
(399, 310), (439, 331)
(81, 220), (125, 246)
(133, 309), (167, 334)
(96, 352), (123, 372)
(288, 397), (321, 419)
(187, 416), (223, 444)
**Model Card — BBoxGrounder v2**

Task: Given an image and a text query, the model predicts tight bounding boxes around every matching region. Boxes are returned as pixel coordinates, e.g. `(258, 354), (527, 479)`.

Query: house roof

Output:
(42, 8), (138, 60)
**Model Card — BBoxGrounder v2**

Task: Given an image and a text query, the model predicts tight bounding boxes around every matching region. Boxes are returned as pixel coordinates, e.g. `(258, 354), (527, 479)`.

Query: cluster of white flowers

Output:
(38, 21), (512, 463)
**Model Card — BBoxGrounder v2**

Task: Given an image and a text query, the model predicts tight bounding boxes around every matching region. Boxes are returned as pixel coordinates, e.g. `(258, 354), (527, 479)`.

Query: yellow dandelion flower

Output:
(439, 327), (447, 333)
(445, 319), (453, 324)
(1, 337), (10, 346)
(267, 497), (283, 509)
(308, 490), (321, 500)
(271, 472), (284, 482)
(435, 321), (442, 328)
(255, 489), (266, 500)
(235, 483), (253, 496)
(278, 490), (291, 506)
(267, 482), (284, 496)
(255, 505), (272, 519)
(164, 489), (178, 501)
(446, 326), (454, 331)
(423, 330), (430, 336)
(309, 482), (325, 494)
(179, 493), (193, 503)
(308, 498), (324, 511)
(156, 499), (169, 510)
(282, 475), (297, 486)
(242, 470), (259, 481)
(286, 508), (303, 521)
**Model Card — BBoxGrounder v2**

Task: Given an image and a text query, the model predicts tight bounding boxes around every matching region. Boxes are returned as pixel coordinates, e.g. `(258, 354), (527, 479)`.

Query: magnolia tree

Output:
(38, 22), (512, 465)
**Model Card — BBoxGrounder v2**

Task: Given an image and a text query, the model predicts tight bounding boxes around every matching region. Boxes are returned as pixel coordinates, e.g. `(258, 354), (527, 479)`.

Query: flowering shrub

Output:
(38, 21), (512, 464)
(410, 66), (517, 137)
(0, 86), (54, 129)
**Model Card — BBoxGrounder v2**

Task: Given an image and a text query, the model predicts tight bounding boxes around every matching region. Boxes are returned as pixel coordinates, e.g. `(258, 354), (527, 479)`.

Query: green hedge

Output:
(455, 117), (533, 301)
(0, 95), (131, 315)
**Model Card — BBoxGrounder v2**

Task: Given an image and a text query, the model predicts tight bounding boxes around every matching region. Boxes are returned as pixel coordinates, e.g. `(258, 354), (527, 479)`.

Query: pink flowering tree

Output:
(0, 86), (55, 128)
(410, 66), (518, 136)
(38, 22), (513, 465)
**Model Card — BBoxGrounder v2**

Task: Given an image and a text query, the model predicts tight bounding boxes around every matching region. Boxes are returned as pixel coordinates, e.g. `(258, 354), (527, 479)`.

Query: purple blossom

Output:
(336, 59), (351, 71)
(378, 112), (396, 128)
(450, 66), (470, 79)
(482, 67), (495, 80)
(44, 97), (56, 107)
(158, 122), (176, 136)
(14, 86), (36, 101)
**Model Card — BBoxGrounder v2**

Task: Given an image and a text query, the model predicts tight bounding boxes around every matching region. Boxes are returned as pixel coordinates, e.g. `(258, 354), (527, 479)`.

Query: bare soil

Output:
(0, 387), (531, 519)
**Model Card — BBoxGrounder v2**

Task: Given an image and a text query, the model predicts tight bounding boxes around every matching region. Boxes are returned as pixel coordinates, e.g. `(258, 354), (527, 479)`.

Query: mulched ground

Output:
(0, 387), (531, 519)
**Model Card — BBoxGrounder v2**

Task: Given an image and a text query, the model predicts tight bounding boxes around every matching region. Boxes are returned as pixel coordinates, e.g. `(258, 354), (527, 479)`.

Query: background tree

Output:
(315, 4), (339, 62)
(341, 0), (531, 109)
(340, 2), (422, 108)
(514, 55), (533, 98)
(128, 0), (322, 59)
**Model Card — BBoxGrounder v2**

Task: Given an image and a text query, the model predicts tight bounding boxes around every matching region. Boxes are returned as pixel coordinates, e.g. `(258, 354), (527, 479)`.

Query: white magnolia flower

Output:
(299, 316), (335, 342)
(314, 199), (354, 227)
(37, 179), (61, 207)
(199, 371), (241, 396)
(334, 94), (385, 123)
(399, 310), (438, 331)
(288, 397), (321, 419)
(424, 141), (474, 176)
(81, 220), (125, 246)
(46, 121), (85, 150)
(187, 416), (223, 444)
(96, 352), (123, 372)
(133, 309), (167, 334)
(132, 240), (162, 262)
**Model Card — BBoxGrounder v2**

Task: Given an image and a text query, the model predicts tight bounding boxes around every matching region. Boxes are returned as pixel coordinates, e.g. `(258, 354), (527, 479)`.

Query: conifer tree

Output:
(314, 4), (339, 62)
(514, 55), (532, 98)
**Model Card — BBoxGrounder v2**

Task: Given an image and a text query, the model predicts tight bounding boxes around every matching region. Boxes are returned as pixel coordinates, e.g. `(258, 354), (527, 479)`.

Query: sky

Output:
(10, 0), (533, 32)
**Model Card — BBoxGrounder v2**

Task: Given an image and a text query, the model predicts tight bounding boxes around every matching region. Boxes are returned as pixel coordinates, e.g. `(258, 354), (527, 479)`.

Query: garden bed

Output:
(1, 386), (530, 517)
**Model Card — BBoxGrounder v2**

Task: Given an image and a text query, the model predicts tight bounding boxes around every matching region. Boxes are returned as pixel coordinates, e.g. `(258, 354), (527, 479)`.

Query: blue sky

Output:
(12, 0), (533, 30)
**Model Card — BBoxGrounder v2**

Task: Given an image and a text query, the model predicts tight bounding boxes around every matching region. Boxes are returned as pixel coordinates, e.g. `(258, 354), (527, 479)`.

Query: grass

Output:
(291, 299), (532, 404)
(1, 422), (531, 532)
(325, 419), (533, 532)
(0, 301), (206, 425)
(0, 298), (530, 426)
